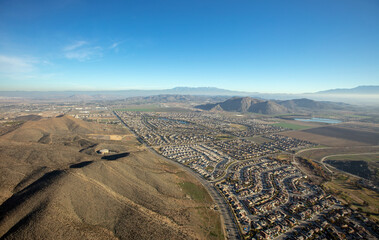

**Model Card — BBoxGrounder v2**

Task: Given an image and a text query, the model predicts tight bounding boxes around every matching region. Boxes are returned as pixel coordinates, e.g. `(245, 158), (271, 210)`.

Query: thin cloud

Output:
(63, 40), (103, 61)
(110, 42), (121, 49)
(64, 41), (88, 51)
(109, 41), (122, 53)
(64, 46), (102, 62)
(0, 55), (57, 83)
(0, 55), (36, 73)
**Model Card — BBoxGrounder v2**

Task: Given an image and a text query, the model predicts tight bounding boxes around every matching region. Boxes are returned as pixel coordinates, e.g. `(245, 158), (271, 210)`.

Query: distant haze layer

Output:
(0, 86), (378, 105)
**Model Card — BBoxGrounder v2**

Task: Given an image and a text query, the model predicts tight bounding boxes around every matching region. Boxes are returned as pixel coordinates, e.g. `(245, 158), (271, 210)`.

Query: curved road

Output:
(321, 152), (379, 178)
(296, 147), (379, 178)
(114, 111), (241, 240)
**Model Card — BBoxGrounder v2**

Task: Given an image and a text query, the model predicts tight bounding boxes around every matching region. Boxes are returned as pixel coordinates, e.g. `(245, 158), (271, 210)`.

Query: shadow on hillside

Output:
(0, 170), (64, 220)
(101, 152), (129, 161)
(70, 161), (94, 168)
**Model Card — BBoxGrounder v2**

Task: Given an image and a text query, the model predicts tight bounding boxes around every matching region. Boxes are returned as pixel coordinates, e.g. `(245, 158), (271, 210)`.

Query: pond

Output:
(294, 117), (341, 124)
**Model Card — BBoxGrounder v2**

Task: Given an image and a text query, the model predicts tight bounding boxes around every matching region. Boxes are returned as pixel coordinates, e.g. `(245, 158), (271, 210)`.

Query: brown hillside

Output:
(249, 101), (288, 114)
(0, 116), (222, 240)
(2, 115), (98, 143)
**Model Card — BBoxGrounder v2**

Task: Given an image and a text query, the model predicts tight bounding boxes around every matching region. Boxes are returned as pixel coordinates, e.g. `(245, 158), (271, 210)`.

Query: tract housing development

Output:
(114, 110), (378, 240)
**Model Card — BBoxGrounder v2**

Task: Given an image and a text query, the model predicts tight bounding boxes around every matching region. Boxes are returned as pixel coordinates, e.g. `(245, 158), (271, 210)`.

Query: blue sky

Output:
(0, 0), (378, 93)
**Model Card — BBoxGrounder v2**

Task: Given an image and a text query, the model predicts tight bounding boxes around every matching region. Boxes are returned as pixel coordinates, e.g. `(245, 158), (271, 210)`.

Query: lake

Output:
(294, 117), (341, 124)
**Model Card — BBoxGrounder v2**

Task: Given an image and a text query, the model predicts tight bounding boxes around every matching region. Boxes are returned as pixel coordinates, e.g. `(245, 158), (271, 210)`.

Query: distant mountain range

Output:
(0, 87), (252, 100)
(195, 97), (352, 114)
(117, 94), (230, 105)
(316, 85), (379, 94)
(0, 86), (378, 105)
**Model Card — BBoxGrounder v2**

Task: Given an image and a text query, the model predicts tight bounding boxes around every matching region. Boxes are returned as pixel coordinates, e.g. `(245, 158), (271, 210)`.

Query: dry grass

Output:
(327, 154), (379, 163)
(323, 174), (379, 221)
(297, 146), (379, 162)
(87, 134), (133, 141)
(277, 154), (291, 161)
(229, 123), (247, 130)
(0, 115), (222, 240)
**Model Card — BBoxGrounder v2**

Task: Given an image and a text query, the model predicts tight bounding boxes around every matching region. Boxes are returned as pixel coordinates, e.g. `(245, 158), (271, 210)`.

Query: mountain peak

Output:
(196, 96), (289, 114)
(196, 96), (351, 114)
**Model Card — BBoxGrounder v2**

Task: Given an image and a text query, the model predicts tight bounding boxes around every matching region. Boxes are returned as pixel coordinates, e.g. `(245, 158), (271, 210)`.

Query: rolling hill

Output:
(0, 116), (222, 240)
(195, 97), (351, 114)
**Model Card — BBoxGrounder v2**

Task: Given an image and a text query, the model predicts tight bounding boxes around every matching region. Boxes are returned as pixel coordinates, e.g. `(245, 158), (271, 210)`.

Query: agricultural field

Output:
(339, 122), (379, 133)
(303, 126), (379, 145)
(282, 123), (379, 147)
(272, 122), (313, 130)
(282, 130), (364, 147)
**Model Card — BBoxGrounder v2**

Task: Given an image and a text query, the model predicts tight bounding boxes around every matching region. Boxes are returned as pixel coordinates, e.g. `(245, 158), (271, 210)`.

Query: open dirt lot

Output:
(87, 134), (134, 141)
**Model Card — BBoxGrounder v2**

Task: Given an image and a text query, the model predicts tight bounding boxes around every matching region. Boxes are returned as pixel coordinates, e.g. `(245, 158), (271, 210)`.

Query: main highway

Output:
(113, 111), (241, 240)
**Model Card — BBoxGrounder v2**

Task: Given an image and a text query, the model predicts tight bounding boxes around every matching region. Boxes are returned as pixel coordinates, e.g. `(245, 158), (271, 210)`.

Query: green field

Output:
(272, 122), (311, 130)
(345, 114), (371, 119)
(196, 206), (224, 240)
(179, 181), (211, 202)
(275, 114), (309, 118)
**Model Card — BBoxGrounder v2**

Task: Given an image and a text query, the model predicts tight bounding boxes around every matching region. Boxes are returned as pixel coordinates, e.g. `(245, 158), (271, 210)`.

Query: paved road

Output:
(320, 152), (379, 178)
(296, 147), (379, 179)
(113, 111), (241, 240)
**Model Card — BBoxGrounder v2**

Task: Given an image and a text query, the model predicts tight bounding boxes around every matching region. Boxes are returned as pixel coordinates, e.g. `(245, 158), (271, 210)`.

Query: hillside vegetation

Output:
(0, 116), (222, 240)
(195, 97), (351, 115)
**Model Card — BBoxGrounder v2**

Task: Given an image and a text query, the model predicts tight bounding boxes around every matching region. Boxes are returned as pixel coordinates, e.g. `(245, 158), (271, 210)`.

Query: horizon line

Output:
(0, 85), (377, 95)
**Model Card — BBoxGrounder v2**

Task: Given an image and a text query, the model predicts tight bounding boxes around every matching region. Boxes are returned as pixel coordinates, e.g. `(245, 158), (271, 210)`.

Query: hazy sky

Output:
(0, 0), (378, 93)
